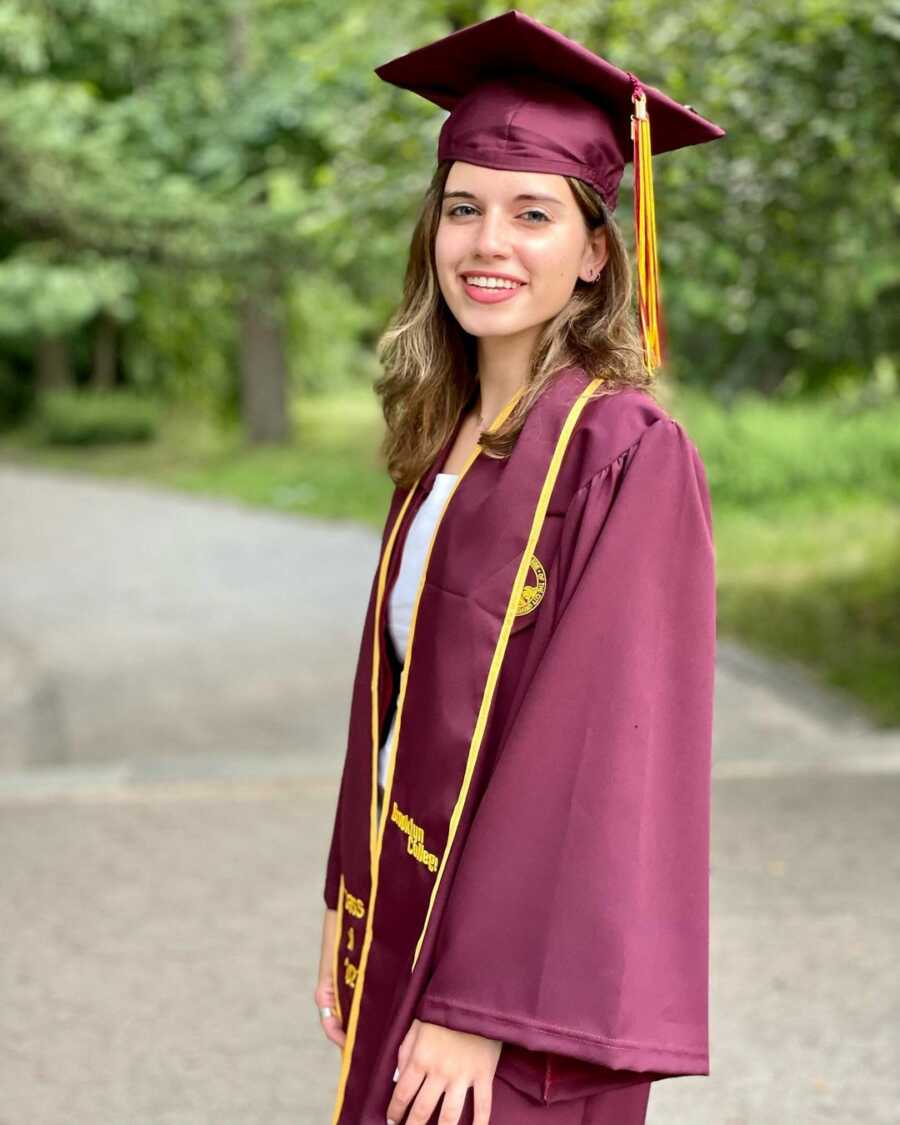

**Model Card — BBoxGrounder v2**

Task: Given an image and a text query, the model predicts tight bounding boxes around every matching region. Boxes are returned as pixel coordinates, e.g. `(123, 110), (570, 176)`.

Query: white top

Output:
(378, 472), (459, 791)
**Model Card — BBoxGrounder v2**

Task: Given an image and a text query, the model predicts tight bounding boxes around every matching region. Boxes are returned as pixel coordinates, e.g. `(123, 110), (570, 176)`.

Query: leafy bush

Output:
(34, 390), (161, 445)
(673, 387), (900, 507)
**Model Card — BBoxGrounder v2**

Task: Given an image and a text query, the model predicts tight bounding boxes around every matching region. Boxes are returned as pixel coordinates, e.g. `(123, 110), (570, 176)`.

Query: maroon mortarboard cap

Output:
(374, 8), (726, 374)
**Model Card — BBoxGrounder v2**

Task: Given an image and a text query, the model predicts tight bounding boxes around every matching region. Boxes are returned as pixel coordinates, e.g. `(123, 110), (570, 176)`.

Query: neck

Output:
(473, 328), (539, 427)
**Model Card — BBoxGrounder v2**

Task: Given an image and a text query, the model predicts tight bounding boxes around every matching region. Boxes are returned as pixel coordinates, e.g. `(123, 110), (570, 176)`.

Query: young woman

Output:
(315, 11), (724, 1125)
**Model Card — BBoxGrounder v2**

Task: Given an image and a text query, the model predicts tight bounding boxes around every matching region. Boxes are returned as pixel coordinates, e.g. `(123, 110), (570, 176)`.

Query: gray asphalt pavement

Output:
(1, 463), (897, 1124)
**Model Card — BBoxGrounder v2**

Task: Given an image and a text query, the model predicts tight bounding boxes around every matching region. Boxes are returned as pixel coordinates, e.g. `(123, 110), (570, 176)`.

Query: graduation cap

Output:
(374, 8), (726, 374)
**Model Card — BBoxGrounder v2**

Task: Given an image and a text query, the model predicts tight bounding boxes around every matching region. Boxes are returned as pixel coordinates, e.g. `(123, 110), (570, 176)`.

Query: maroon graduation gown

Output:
(322, 367), (716, 1124)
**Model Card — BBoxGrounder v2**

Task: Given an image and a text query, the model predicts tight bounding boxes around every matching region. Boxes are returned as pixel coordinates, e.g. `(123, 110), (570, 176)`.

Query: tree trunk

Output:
(238, 284), (291, 444)
(230, 0), (291, 445)
(91, 312), (117, 391)
(35, 335), (72, 392)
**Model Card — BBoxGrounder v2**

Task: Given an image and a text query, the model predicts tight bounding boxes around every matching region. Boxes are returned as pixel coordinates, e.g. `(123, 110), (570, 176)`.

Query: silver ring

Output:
(319, 1005), (333, 1019)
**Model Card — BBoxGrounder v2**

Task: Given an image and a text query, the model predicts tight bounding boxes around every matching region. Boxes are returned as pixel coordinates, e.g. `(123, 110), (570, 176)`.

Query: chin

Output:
(457, 316), (529, 339)
(452, 299), (531, 328)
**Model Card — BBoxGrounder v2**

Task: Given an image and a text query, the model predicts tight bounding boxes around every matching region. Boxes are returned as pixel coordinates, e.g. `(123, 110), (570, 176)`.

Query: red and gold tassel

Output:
(628, 75), (667, 374)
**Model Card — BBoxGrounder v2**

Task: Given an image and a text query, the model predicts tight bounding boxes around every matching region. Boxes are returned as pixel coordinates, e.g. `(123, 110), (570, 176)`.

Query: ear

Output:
(579, 226), (609, 283)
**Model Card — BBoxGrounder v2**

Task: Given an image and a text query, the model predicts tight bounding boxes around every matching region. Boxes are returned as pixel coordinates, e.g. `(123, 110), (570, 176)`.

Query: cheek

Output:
(434, 225), (462, 269)
(520, 238), (575, 279)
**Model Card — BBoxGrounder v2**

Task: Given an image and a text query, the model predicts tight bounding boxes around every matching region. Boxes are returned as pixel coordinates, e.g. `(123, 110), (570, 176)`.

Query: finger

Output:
(437, 1080), (469, 1125)
(320, 1013), (346, 1048)
(314, 975), (338, 1005)
(393, 1018), (420, 1091)
(396, 1018), (418, 1072)
(385, 1064), (427, 1125)
(472, 1077), (493, 1125)
(398, 1073), (445, 1125)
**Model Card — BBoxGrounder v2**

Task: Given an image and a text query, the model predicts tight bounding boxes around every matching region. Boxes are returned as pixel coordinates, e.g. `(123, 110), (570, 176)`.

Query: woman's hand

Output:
(315, 906), (346, 1049)
(386, 1018), (502, 1125)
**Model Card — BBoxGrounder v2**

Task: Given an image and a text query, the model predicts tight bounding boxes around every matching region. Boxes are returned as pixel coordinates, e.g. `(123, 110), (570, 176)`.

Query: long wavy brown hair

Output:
(374, 158), (660, 489)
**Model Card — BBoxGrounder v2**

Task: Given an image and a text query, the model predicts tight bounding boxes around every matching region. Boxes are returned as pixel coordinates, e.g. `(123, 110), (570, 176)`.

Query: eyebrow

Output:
(442, 190), (565, 205)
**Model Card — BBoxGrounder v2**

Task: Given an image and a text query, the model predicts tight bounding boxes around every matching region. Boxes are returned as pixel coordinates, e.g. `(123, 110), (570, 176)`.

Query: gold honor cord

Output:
(330, 383), (527, 1124)
(410, 376), (605, 971)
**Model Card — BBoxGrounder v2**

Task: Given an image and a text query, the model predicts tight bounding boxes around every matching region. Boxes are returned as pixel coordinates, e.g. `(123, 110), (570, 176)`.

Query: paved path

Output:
(1, 464), (897, 1123)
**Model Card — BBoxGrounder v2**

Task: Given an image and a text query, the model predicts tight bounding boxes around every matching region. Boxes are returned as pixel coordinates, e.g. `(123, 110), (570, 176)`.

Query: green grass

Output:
(2, 385), (898, 727)
(672, 386), (900, 727)
(713, 496), (900, 726)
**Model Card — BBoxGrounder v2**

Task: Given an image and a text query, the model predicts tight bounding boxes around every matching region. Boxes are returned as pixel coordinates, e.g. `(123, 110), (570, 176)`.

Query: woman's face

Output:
(434, 161), (607, 341)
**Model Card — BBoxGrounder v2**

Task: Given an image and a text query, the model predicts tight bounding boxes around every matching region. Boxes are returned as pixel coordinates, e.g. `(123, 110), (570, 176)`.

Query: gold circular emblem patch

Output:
(515, 554), (546, 616)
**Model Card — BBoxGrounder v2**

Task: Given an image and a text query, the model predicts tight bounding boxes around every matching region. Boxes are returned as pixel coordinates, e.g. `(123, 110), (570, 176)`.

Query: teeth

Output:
(464, 276), (522, 289)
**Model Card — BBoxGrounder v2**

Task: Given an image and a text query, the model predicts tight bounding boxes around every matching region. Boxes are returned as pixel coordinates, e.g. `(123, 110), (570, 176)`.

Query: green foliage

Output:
(673, 383), (900, 506)
(35, 389), (161, 445)
(0, 248), (137, 337)
(287, 272), (382, 394)
(0, 0), (437, 418)
(1, 0), (893, 410)
(544, 0), (899, 394)
(0, 0), (895, 447)
(124, 272), (236, 410)
(358, 0), (899, 395)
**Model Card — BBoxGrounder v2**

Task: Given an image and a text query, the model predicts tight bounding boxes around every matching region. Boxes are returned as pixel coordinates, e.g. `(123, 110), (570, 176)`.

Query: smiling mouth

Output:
(459, 276), (528, 304)
(459, 275), (527, 289)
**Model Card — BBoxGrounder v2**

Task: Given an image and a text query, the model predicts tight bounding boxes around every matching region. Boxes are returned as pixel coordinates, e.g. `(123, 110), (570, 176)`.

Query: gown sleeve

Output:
(323, 767), (344, 910)
(413, 416), (717, 1104)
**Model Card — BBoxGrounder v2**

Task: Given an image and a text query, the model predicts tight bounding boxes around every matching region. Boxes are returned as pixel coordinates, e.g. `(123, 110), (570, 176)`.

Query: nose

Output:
(471, 207), (512, 258)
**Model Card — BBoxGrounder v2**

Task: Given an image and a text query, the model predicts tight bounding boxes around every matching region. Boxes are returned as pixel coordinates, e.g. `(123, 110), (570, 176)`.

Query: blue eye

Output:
(446, 205), (550, 223)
